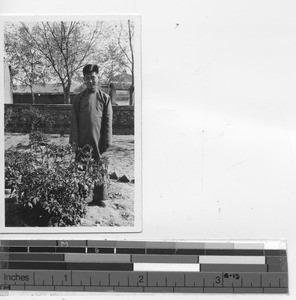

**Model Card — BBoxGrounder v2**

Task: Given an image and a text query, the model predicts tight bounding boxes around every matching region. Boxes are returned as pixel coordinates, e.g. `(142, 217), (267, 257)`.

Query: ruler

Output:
(0, 240), (288, 293)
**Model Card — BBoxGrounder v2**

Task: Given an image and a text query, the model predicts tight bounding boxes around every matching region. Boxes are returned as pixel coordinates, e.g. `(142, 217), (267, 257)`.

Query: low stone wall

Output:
(5, 104), (134, 135)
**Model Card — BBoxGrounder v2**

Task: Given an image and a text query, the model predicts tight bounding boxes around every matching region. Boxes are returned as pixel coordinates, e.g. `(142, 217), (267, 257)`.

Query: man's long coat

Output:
(69, 88), (113, 159)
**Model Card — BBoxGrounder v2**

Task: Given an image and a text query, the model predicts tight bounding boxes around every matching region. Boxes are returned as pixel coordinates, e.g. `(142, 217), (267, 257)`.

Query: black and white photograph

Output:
(1, 0), (296, 298)
(1, 15), (141, 232)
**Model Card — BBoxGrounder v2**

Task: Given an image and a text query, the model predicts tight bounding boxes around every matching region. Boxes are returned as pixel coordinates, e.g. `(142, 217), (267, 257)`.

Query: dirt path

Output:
(5, 133), (135, 227)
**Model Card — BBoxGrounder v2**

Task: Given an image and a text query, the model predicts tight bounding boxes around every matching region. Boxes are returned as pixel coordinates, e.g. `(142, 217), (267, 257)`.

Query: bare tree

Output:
(116, 20), (135, 105)
(5, 20), (136, 105)
(95, 41), (126, 84)
(4, 23), (50, 103)
(21, 21), (103, 104)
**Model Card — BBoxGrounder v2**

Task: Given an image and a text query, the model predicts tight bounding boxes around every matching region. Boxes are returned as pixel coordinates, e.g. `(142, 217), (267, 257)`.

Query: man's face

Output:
(84, 71), (99, 93)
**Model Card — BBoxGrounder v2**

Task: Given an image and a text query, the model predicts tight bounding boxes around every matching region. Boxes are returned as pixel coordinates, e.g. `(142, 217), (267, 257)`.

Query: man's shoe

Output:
(87, 200), (106, 207)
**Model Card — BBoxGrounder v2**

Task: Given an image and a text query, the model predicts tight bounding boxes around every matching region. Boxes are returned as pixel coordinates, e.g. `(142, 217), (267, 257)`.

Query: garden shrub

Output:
(5, 149), (35, 190)
(21, 106), (55, 133)
(29, 130), (49, 145)
(5, 142), (109, 227)
(4, 108), (14, 131)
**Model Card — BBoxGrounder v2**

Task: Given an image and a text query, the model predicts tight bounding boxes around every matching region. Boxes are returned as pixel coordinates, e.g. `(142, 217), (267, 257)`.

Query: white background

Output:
(0, 0), (296, 299)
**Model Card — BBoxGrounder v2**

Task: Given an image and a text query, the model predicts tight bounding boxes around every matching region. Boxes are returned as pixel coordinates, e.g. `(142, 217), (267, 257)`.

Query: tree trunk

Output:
(63, 84), (71, 104)
(66, 93), (71, 105)
(63, 92), (71, 104)
(128, 20), (135, 106)
(109, 83), (117, 105)
(30, 85), (35, 104)
(129, 85), (134, 106)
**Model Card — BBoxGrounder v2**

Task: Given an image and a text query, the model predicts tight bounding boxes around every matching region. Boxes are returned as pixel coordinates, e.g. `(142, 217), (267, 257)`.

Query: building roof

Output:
(13, 83), (82, 95)
(13, 72), (132, 95)
(71, 83), (110, 94)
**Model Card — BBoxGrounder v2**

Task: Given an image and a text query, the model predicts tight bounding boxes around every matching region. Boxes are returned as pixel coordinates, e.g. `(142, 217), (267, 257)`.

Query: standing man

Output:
(70, 64), (113, 207)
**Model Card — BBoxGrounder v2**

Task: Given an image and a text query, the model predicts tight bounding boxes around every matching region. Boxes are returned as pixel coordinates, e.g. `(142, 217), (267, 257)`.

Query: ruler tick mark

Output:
(0, 239), (289, 294)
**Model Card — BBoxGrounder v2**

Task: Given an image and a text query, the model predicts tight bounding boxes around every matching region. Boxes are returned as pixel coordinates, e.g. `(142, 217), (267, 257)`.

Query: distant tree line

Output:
(4, 20), (135, 105)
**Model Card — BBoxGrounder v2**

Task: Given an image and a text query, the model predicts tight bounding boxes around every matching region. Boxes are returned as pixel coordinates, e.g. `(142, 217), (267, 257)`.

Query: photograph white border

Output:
(0, 14), (142, 233)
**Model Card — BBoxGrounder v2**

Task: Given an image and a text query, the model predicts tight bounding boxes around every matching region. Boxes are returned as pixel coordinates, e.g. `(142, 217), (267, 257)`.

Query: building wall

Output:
(13, 94), (75, 104)
(5, 104), (134, 135)
(12, 85), (115, 105)
(13, 92), (127, 105)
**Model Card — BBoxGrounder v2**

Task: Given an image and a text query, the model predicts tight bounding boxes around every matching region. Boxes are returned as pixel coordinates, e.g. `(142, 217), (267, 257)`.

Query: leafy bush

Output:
(5, 141), (109, 227)
(5, 149), (35, 190)
(4, 108), (14, 131)
(29, 130), (49, 145)
(21, 106), (55, 133)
